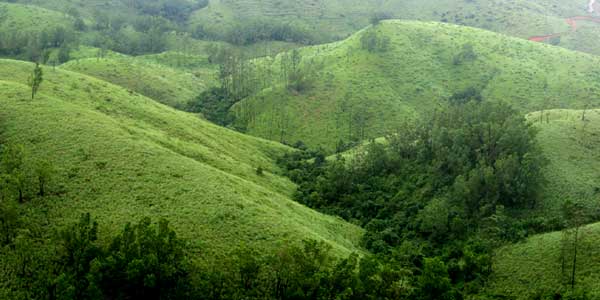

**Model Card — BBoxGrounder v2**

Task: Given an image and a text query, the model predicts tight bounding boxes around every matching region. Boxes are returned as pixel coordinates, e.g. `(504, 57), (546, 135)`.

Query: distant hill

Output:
(191, 0), (600, 55)
(232, 21), (600, 151)
(0, 59), (364, 256)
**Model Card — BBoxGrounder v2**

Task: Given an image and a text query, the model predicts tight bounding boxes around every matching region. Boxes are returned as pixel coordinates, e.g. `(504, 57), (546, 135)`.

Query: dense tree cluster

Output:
(194, 18), (319, 45)
(0, 212), (460, 300)
(124, 0), (208, 24)
(187, 87), (234, 125)
(0, 26), (74, 63)
(278, 101), (549, 297)
(188, 47), (317, 126)
(360, 28), (391, 52)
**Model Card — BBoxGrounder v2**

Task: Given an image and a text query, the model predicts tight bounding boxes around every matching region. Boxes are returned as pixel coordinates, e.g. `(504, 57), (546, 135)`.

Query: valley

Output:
(0, 0), (600, 299)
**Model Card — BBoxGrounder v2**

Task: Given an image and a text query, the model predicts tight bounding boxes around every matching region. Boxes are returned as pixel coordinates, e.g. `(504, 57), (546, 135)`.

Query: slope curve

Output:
(0, 59), (364, 256)
(232, 20), (600, 150)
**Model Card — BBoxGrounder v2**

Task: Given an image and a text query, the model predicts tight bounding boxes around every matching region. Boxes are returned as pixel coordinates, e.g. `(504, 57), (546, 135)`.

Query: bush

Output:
(187, 87), (235, 126)
(360, 29), (391, 52)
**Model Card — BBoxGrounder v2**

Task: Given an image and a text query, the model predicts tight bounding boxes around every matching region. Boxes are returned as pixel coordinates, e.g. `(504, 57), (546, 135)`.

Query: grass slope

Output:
(233, 21), (600, 150)
(0, 59), (363, 256)
(527, 109), (600, 216)
(0, 2), (73, 33)
(486, 222), (600, 299)
(61, 57), (213, 109)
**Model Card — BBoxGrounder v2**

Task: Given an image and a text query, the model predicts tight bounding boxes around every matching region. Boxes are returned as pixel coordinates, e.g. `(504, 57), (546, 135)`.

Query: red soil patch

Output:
(528, 15), (600, 43)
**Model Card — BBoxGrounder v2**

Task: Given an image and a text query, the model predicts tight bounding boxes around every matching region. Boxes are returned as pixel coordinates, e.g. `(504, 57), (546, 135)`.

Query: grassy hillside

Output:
(527, 109), (600, 216)
(190, 0), (600, 54)
(61, 57), (214, 108)
(0, 59), (363, 256)
(0, 2), (72, 32)
(485, 222), (600, 299)
(232, 21), (600, 150)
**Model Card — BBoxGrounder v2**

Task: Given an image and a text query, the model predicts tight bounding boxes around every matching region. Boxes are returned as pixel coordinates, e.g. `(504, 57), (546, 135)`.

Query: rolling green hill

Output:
(232, 20), (600, 151)
(485, 222), (600, 299)
(7, 0), (600, 56)
(528, 109), (600, 216)
(0, 59), (363, 256)
(61, 57), (215, 109)
(190, 0), (600, 55)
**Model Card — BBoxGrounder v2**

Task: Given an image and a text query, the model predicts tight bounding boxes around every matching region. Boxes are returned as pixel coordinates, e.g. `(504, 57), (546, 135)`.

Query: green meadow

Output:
(0, 59), (363, 257)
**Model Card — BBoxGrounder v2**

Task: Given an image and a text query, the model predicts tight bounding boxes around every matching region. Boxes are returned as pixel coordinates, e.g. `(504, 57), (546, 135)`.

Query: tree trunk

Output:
(39, 179), (45, 197)
(571, 226), (579, 289)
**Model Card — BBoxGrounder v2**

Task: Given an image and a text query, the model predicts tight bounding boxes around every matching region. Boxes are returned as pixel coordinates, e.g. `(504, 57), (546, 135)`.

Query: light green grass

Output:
(233, 20), (600, 151)
(0, 59), (364, 257)
(485, 222), (600, 299)
(60, 57), (213, 109)
(527, 109), (600, 216)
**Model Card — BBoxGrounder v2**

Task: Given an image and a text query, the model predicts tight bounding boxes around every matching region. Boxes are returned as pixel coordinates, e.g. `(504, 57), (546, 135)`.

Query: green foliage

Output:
(449, 86), (482, 104)
(0, 199), (19, 246)
(281, 49), (316, 92)
(278, 101), (545, 297)
(187, 87), (234, 125)
(0, 143), (54, 202)
(127, 0), (208, 23)
(55, 213), (102, 299)
(256, 166), (264, 176)
(27, 63), (43, 99)
(418, 258), (454, 300)
(452, 43), (477, 65)
(213, 18), (317, 45)
(360, 28), (391, 52)
(95, 217), (190, 300)
(33, 158), (52, 197)
(1, 144), (27, 202)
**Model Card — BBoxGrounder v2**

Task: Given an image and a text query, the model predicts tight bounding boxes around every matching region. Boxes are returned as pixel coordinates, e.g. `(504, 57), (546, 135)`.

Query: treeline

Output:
(276, 100), (590, 298)
(2, 211), (590, 299)
(123, 0), (208, 24)
(194, 18), (320, 46)
(0, 210), (421, 300)
(0, 1), (323, 65)
(187, 47), (318, 126)
(0, 26), (74, 64)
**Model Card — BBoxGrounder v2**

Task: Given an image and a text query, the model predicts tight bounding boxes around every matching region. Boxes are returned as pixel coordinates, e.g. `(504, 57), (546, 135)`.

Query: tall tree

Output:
(33, 159), (52, 197)
(28, 63), (43, 100)
(1, 144), (28, 203)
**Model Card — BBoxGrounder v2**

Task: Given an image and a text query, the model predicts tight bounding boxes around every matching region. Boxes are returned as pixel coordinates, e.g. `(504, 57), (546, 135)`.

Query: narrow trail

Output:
(528, 0), (600, 43)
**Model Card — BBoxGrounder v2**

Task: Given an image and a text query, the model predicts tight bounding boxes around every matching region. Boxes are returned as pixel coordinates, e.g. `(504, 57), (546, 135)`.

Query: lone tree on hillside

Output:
(28, 63), (43, 100)
(34, 159), (53, 197)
